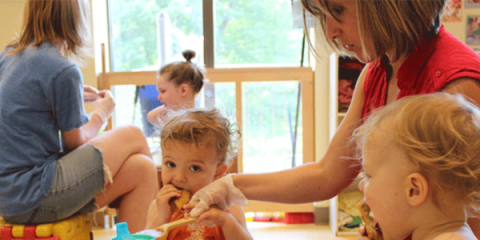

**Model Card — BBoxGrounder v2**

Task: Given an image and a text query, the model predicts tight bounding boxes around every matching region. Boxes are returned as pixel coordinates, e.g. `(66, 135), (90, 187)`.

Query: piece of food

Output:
(359, 201), (378, 240)
(173, 189), (191, 210)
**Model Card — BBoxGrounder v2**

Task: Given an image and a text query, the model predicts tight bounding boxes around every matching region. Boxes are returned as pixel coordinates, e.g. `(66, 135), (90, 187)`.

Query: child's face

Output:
(156, 73), (186, 110)
(358, 128), (418, 239)
(161, 140), (227, 194)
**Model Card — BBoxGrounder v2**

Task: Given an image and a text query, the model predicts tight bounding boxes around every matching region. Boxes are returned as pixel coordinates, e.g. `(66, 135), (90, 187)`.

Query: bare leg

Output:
(89, 125), (159, 232)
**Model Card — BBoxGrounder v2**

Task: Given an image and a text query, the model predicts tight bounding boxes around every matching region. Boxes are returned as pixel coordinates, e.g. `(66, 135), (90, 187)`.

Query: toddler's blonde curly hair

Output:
(160, 108), (240, 167)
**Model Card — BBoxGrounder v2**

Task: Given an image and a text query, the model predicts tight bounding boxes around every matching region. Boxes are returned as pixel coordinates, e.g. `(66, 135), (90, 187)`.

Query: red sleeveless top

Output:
(362, 25), (480, 120)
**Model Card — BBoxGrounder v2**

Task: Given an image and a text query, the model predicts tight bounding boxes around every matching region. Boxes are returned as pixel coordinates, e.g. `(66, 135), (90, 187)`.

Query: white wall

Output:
(444, 7), (480, 44)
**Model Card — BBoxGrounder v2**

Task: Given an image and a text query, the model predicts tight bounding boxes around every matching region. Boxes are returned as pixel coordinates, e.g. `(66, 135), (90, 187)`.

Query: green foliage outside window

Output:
(109, 0), (304, 71)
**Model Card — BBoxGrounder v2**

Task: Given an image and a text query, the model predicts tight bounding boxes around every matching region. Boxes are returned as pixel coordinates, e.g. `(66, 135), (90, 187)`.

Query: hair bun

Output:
(182, 50), (196, 62)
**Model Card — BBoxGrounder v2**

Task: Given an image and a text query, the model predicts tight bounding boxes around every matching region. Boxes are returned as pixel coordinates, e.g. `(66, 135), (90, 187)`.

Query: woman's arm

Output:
(443, 78), (480, 105)
(62, 114), (104, 151)
(63, 91), (115, 151)
(233, 64), (369, 203)
(186, 64), (370, 217)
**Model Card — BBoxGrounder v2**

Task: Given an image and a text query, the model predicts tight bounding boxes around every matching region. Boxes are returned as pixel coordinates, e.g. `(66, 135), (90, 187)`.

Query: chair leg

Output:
(106, 207), (116, 228)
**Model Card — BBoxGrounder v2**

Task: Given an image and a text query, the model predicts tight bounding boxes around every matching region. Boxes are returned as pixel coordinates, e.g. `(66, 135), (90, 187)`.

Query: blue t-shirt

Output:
(0, 41), (89, 215)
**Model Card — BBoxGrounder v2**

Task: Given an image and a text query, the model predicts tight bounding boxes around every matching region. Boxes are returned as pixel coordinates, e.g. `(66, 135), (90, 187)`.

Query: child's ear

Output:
(214, 163), (228, 180)
(179, 83), (190, 97)
(405, 173), (428, 207)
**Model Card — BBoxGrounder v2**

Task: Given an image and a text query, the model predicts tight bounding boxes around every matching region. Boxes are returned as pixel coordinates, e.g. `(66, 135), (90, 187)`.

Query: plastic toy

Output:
(109, 222), (155, 240)
(0, 214), (92, 240)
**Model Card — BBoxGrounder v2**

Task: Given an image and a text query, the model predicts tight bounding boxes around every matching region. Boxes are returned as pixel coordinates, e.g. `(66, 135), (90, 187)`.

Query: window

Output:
(108, 0), (204, 71)
(108, 0), (306, 69)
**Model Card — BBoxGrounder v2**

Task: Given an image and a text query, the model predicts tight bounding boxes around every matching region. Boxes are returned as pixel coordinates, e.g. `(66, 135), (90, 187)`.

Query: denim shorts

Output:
(3, 143), (105, 224)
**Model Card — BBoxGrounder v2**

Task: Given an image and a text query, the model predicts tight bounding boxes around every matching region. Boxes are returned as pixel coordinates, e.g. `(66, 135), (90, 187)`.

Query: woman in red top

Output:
(184, 1), (480, 239)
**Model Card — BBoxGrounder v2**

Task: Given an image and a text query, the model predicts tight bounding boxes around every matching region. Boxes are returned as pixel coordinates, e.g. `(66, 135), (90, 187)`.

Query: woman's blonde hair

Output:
(159, 50), (205, 94)
(8, 0), (92, 64)
(160, 108), (240, 167)
(301, 0), (446, 63)
(354, 93), (480, 216)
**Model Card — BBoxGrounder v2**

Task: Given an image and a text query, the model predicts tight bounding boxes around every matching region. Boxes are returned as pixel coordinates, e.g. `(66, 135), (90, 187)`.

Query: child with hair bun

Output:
(145, 108), (252, 240)
(147, 50), (205, 127)
(354, 93), (480, 240)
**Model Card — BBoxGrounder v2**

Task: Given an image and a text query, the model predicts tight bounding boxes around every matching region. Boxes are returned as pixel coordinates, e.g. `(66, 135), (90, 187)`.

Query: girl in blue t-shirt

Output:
(0, 0), (157, 233)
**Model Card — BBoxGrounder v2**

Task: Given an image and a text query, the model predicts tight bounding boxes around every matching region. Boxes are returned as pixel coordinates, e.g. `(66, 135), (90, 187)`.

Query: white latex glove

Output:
(83, 85), (100, 103)
(89, 90), (115, 123)
(188, 174), (248, 218)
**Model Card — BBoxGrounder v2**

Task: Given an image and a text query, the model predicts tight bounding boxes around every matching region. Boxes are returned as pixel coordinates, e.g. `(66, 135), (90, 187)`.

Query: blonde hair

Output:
(8, 0), (92, 64)
(160, 108), (240, 167)
(354, 93), (480, 215)
(301, 0), (446, 63)
(159, 50), (205, 94)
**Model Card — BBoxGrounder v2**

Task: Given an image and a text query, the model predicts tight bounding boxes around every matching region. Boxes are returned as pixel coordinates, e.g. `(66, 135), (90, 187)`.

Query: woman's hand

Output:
(183, 174), (248, 217)
(90, 90), (115, 123)
(155, 184), (181, 224)
(83, 85), (99, 103)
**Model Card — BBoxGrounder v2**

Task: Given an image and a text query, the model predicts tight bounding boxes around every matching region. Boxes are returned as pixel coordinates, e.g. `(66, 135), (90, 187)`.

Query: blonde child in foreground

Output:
(146, 50), (205, 127)
(145, 109), (252, 240)
(355, 93), (480, 240)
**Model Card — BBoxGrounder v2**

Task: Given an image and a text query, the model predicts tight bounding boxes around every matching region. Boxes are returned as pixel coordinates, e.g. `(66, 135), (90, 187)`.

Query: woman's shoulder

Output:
(25, 42), (80, 81)
(29, 42), (74, 68)
(432, 232), (477, 240)
(431, 29), (480, 66)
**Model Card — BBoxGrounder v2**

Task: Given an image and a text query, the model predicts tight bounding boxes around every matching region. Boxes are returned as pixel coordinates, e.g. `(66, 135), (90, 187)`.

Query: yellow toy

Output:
(0, 214), (92, 240)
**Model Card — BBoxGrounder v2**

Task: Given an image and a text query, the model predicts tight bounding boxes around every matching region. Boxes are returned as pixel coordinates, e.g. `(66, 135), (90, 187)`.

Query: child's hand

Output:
(358, 226), (383, 240)
(196, 206), (230, 228)
(156, 184), (181, 223)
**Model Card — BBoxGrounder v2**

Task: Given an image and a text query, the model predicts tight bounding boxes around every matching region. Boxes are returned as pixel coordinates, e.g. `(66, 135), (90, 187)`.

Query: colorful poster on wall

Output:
(465, 0), (480, 8)
(443, 0), (462, 22)
(467, 16), (480, 45)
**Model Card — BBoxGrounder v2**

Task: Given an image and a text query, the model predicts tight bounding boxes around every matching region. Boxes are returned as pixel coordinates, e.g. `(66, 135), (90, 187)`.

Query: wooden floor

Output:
(92, 222), (358, 240)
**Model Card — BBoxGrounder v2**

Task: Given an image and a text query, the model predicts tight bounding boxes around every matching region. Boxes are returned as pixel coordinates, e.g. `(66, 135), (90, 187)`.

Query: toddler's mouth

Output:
(171, 182), (189, 191)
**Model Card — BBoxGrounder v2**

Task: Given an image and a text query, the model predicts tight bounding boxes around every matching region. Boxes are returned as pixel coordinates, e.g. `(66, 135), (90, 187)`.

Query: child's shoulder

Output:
(433, 232), (477, 240)
(228, 204), (247, 223)
(228, 204), (244, 214)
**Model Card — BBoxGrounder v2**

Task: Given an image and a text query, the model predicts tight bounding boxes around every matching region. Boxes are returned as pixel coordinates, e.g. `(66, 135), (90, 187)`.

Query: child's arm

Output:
(145, 184), (181, 229)
(197, 205), (252, 240)
(146, 106), (167, 126)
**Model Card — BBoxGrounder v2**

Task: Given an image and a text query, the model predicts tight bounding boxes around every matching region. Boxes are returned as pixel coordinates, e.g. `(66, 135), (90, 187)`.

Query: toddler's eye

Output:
(166, 162), (176, 168)
(332, 6), (343, 15)
(190, 165), (201, 172)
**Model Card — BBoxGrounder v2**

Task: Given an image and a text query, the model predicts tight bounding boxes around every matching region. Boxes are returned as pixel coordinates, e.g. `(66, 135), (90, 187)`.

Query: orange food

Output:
(173, 189), (191, 210)
(359, 201), (378, 240)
